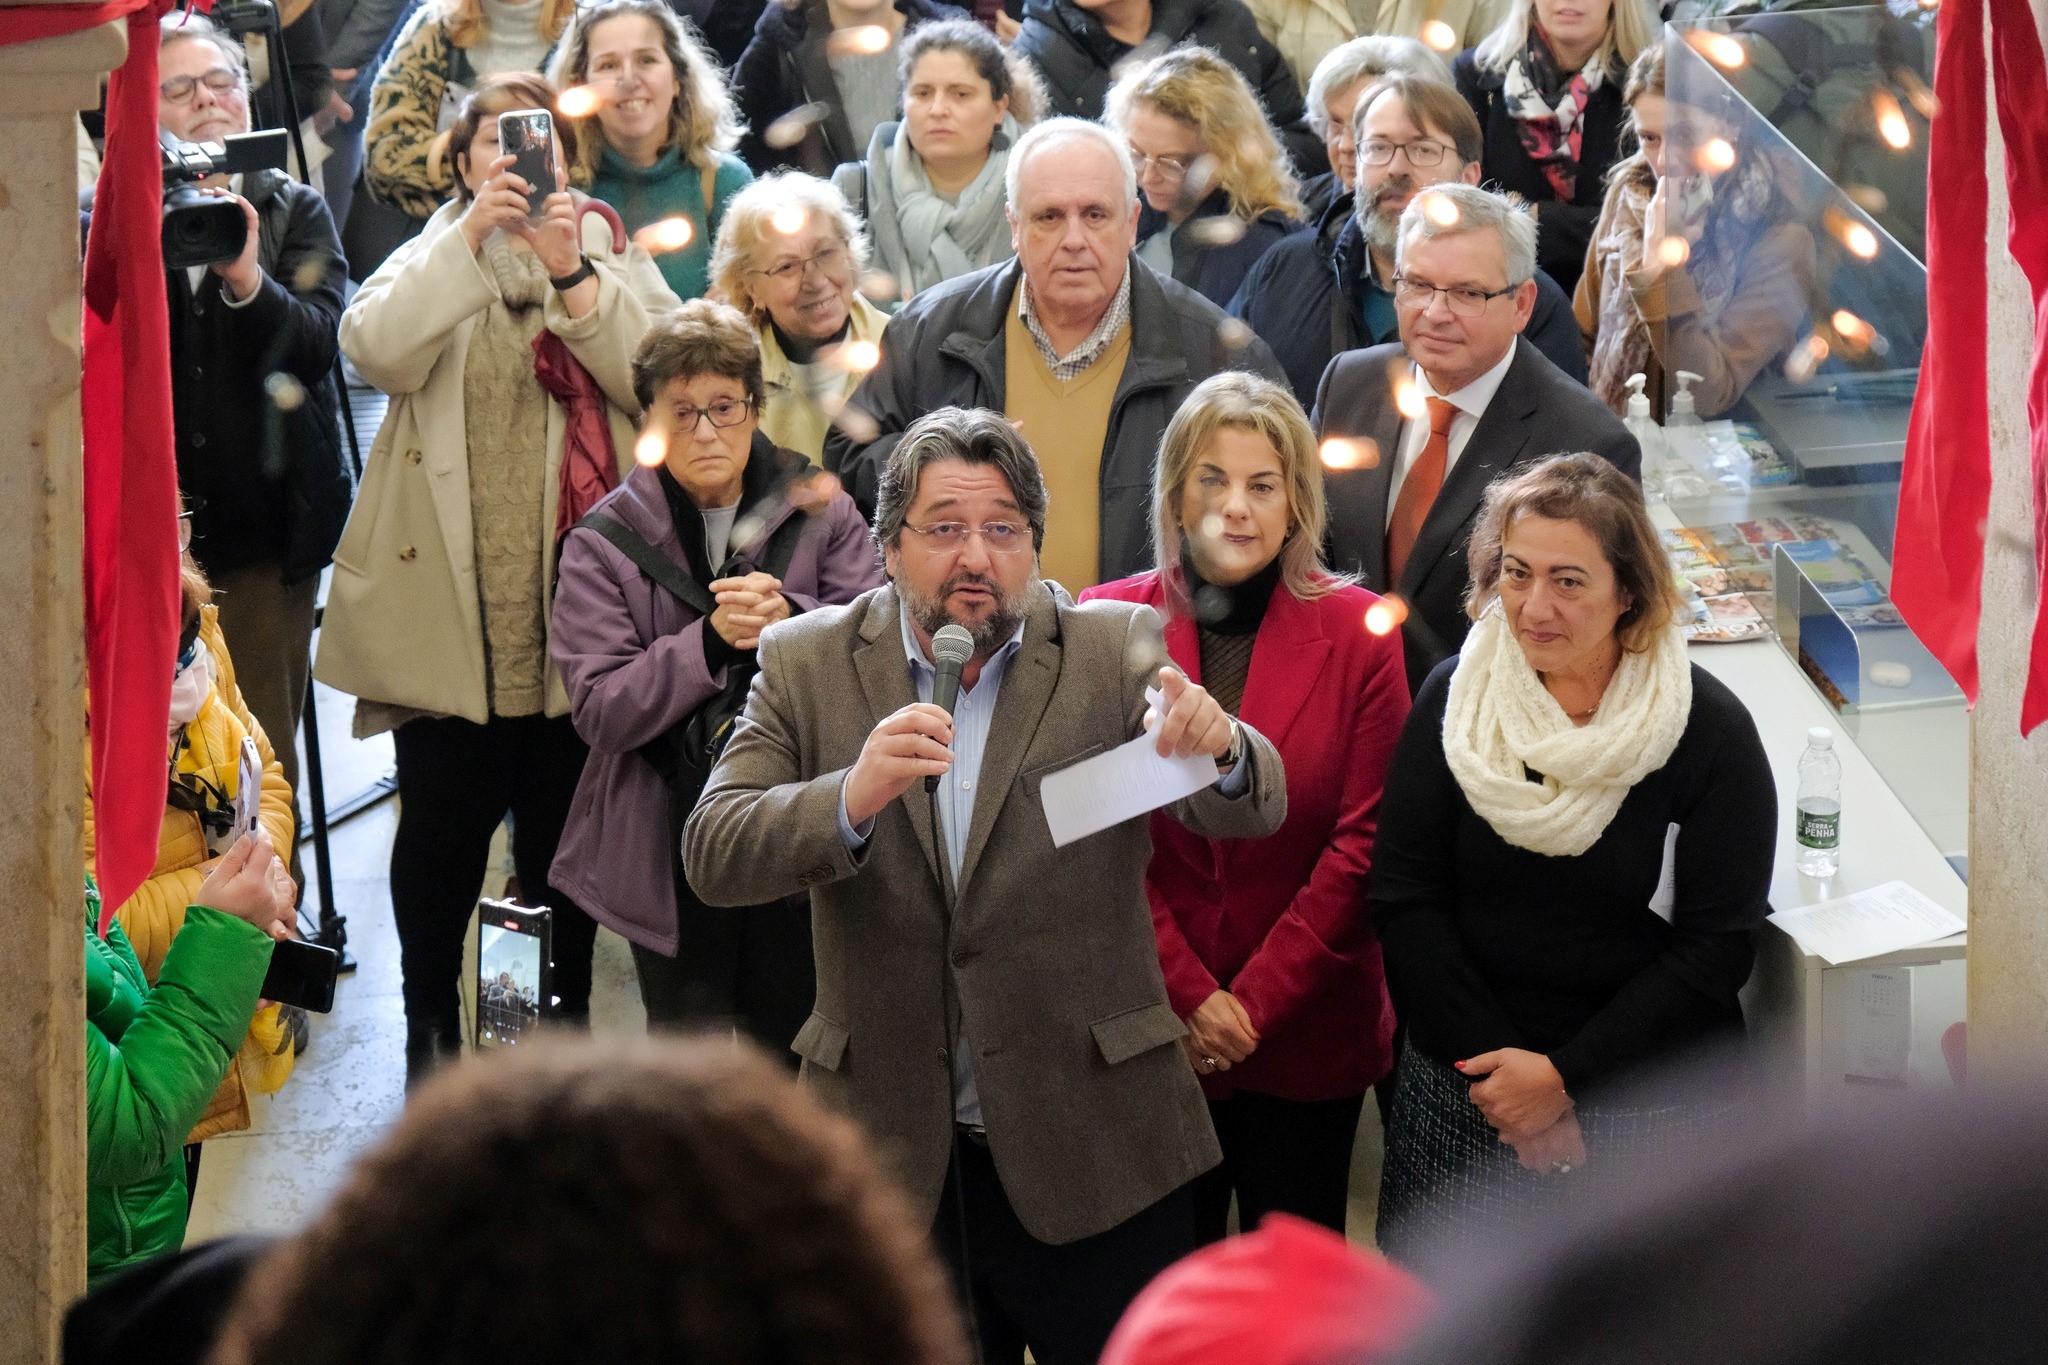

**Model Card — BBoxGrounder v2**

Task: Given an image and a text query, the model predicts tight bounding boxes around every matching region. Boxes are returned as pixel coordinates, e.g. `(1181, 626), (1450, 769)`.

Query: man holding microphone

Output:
(685, 406), (1285, 1365)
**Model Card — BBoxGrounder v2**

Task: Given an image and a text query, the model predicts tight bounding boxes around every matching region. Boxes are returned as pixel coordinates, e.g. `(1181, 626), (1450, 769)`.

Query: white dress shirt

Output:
(1385, 344), (1519, 527)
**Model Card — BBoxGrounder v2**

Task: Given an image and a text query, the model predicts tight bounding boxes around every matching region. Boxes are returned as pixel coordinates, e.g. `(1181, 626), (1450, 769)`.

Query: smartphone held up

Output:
(497, 108), (558, 221)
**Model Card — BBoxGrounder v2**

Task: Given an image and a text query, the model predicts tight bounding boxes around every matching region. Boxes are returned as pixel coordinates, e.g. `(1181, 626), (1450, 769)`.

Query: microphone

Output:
(925, 623), (975, 794)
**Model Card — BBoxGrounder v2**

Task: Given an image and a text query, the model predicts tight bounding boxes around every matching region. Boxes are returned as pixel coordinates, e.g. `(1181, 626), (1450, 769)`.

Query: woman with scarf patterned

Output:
(1452, 0), (1658, 296)
(1574, 44), (1817, 420)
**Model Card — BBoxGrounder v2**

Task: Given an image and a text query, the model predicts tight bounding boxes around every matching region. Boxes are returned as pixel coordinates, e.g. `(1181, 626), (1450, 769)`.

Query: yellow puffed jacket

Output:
(83, 604), (299, 1141)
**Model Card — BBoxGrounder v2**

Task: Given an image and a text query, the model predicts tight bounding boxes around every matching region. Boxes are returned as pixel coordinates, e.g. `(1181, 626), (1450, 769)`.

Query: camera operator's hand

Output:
(204, 189), (263, 302)
(196, 830), (292, 939)
(459, 153), (536, 256)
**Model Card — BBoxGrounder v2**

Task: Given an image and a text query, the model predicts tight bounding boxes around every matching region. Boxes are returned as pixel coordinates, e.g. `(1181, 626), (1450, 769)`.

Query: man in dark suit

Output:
(685, 408), (1287, 1365)
(1312, 182), (1639, 692)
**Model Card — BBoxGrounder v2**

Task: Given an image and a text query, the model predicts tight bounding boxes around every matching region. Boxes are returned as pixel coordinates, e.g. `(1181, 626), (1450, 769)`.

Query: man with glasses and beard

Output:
(1313, 182), (1637, 694)
(684, 407), (1286, 1365)
(1229, 73), (1586, 407)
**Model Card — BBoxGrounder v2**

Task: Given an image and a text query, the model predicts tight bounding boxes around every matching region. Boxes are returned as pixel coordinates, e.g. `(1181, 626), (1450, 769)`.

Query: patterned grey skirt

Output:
(1376, 1038), (1728, 1262)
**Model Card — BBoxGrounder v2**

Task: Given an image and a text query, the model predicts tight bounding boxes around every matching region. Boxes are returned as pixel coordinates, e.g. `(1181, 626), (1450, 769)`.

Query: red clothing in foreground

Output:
(1099, 1213), (1434, 1365)
(1080, 571), (1408, 1102)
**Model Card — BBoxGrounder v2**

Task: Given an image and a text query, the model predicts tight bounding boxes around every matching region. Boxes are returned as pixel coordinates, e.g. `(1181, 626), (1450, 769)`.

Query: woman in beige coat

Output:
(318, 73), (679, 1081)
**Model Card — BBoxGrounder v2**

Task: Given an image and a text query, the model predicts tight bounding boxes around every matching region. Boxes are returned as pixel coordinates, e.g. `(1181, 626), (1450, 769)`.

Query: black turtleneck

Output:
(770, 316), (851, 365)
(1182, 547), (1283, 716)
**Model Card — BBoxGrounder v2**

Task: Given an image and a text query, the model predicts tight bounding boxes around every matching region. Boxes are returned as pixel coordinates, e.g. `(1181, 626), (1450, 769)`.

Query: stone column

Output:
(1968, 0), (2048, 1078)
(0, 14), (127, 1362)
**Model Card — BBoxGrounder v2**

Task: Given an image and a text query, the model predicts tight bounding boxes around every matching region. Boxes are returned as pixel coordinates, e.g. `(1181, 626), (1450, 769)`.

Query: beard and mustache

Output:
(901, 570), (1030, 655)
(1358, 172), (1416, 258)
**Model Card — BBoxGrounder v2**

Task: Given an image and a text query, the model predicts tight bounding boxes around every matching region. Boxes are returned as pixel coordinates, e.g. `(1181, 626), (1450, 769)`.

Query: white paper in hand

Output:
(1039, 687), (1220, 847)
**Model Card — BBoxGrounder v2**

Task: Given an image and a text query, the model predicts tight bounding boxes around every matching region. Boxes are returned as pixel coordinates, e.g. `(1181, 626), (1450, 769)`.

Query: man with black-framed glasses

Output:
(1229, 71), (1587, 407)
(1311, 180), (1638, 693)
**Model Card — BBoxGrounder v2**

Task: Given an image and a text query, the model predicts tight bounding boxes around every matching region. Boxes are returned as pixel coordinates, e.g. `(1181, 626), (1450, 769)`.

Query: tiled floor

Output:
(186, 669), (1380, 1245)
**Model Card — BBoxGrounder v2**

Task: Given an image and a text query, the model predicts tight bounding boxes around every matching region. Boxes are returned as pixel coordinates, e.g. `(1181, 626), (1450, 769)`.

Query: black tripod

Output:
(199, 0), (365, 967)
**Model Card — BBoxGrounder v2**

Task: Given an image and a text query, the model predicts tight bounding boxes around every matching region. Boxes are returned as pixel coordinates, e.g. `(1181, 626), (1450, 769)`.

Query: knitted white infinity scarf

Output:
(1442, 605), (1692, 857)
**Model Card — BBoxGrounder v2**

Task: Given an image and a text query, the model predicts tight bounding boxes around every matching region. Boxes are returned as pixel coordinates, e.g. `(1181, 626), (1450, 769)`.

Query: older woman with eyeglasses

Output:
(550, 300), (880, 1052)
(709, 173), (890, 465)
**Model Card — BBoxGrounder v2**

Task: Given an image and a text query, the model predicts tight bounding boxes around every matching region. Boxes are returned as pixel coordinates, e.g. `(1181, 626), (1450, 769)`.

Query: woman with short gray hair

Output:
(709, 172), (888, 463)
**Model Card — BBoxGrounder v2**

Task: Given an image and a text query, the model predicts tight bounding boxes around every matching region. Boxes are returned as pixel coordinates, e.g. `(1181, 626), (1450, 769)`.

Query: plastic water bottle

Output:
(1795, 727), (1842, 878)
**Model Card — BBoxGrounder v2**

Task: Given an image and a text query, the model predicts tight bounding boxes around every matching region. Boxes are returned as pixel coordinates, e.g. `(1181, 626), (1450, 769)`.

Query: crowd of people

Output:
(75, 0), (1848, 1355)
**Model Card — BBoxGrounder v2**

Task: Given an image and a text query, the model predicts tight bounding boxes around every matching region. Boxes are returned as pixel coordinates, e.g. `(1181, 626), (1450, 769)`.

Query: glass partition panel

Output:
(1652, 8), (1964, 863)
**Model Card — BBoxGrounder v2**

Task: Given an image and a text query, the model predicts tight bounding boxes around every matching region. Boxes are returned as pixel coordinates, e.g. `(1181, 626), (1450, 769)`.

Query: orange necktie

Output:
(1386, 397), (1458, 586)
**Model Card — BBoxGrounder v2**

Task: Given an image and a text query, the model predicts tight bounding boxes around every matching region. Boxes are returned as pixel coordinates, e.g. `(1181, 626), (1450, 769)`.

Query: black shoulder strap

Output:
(578, 513), (719, 618)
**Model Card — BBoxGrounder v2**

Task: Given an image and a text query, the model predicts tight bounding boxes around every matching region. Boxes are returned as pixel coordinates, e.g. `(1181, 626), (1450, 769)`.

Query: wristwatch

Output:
(1219, 717), (1245, 774)
(549, 254), (596, 292)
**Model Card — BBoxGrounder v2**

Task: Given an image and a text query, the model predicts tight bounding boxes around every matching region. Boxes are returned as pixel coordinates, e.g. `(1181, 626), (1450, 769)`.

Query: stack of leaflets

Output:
(1665, 515), (1903, 643)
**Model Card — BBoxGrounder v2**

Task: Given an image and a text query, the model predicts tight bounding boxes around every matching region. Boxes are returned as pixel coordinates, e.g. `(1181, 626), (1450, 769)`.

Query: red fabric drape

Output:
(1893, 0), (1992, 707)
(0, 0), (179, 931)
(1894, 0), (2048, 735)
(537, 198), (630, 541)
(1989, 0), (2048, 731)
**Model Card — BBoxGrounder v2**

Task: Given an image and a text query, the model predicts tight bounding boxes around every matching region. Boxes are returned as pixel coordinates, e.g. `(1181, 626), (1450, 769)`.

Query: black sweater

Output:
(1370, 656), (1775, 1097)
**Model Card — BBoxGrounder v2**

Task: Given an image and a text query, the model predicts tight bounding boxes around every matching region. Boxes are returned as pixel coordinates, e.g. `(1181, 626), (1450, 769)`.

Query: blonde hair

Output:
(1153, 372), (1350, 608)
(709, 172), (873, 322)
(1472, 0), (1658, 77)
(434, 0), (574, 50)
(547, 0), (742, 183)
(1104, 46), (1302, 223)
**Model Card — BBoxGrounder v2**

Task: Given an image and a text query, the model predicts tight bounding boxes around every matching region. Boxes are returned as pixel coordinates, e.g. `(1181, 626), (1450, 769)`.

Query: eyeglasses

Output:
(671, 398), (754, 430)
(1359, 138), (1452, 168)
(750, 243), (852, 286)
(177, 513), (194, 552)
(1128, 147), (1196, 180)
(1392, 274), (1520, 317)
(902, 520), (1033, 554)
(160, 67), (244, 104)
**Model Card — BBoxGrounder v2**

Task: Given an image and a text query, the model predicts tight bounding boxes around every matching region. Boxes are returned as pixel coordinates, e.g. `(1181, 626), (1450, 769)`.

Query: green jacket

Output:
(84, 880), (274, 1287)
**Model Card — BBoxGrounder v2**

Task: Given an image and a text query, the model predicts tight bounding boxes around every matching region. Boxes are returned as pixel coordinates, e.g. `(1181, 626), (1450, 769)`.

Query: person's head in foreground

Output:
(873, 405), (1048, 658)
(1397, 1085), (2048, 1365)
(1098, 1213), (1434, 1365)
(207, 1036), (970, 1365)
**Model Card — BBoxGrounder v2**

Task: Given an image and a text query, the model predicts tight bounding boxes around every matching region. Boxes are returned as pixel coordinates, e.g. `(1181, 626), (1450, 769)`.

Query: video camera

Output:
(161, 127), (289, 269)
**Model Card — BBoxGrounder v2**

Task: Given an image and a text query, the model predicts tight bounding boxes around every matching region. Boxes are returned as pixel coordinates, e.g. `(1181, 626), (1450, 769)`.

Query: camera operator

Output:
(158, 12), (353, 811)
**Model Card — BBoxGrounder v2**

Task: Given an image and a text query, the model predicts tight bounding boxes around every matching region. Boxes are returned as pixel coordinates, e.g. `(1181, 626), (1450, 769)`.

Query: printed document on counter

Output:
(1767, 881), (1966, 965)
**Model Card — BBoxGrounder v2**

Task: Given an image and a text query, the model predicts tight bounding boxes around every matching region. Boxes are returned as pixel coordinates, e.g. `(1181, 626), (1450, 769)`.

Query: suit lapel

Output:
(1238, 587), (1330, 749)
(1397, 340), (1540, 601)
(850, 585), (946, 894)
(1322, 352), (1404, 591)
(955, 583), (1063, 897)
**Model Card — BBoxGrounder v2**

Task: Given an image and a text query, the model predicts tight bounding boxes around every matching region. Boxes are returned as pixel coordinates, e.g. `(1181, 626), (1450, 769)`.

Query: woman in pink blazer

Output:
(1082, 371), (1410, 1242)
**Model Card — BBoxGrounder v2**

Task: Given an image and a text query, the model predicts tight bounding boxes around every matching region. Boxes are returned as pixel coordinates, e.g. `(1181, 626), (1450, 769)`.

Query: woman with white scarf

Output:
(831, 18), (1042, 305)
(1368, 453), (1774, 1258)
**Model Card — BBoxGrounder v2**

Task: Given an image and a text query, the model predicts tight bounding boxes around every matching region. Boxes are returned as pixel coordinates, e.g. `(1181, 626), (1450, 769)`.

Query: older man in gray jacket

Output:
(823, 117), (1285, 597)
(687, 408), (1286, 1365)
